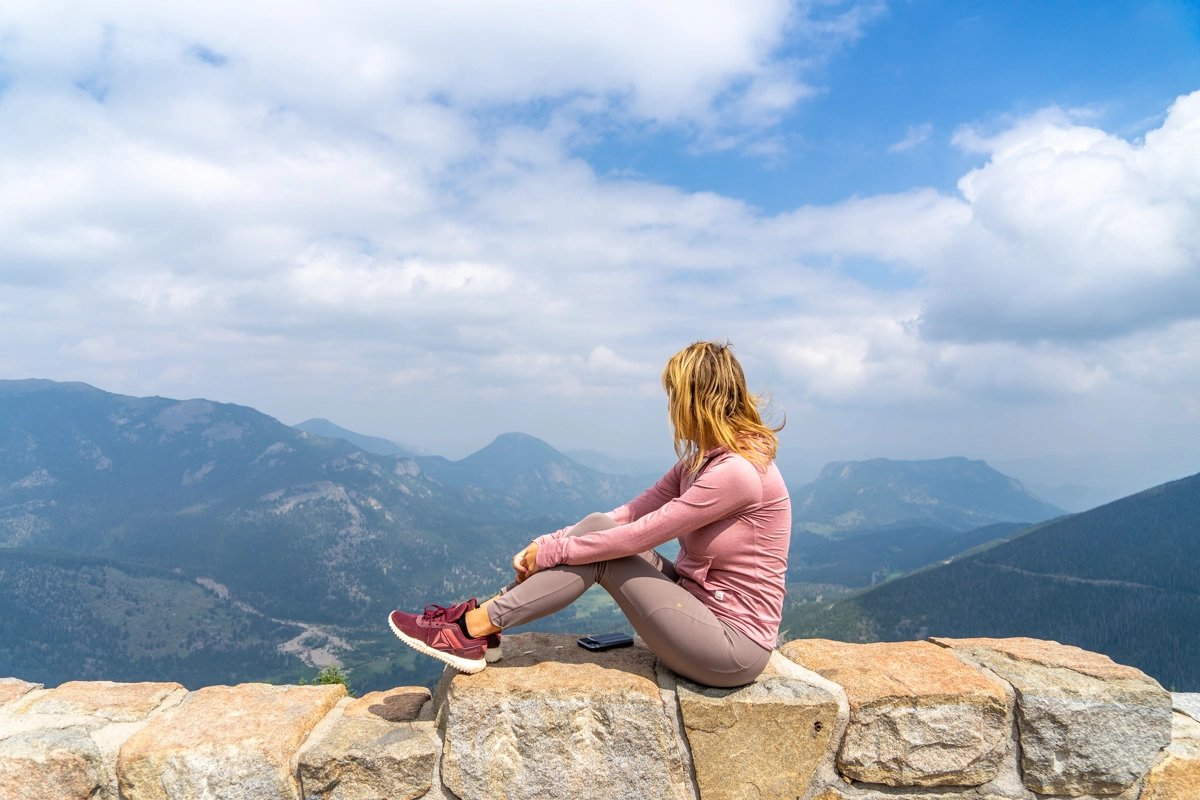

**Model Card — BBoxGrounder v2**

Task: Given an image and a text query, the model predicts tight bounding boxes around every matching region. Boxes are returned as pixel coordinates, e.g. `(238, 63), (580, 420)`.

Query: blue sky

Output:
(585, 0), (1200, 213)
(0, 0), (1198, 501)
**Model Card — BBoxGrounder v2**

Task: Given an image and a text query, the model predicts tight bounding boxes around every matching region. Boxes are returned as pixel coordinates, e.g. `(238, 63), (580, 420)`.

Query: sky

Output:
(1, 0), (1199, 499)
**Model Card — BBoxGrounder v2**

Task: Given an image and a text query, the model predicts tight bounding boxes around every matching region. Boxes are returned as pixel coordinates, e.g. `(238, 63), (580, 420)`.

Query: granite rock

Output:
(782, 639), (1010, 787)
(118, 682), (345, 800)
(681, 652), (840, 800)
(1141, 710), (1200, 800)
(932, 636), (1172, 796)
(343, 687), (431, 722)
(1173, 692), (1200, 724)
(15, 680), (183, 723)
(677, 651), (838, 800)
(436, 632), (693, 800)
(298, 716), (437, 800)
(0, 678), (41, 711)
(0, 726), (108, 800)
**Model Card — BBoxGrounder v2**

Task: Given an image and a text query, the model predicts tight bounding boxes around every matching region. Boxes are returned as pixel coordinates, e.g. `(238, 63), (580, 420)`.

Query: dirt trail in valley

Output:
(195, 576), (353, 668)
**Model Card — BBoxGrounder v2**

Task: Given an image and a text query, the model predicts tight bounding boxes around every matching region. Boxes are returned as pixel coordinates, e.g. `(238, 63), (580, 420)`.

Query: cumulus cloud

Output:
(923, 97), (1200, 342)
(0, 1), (1197, 467)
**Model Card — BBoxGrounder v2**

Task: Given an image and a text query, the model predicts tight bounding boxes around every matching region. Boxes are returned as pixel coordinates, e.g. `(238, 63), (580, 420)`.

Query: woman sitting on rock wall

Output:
(388, 340), (791, 687)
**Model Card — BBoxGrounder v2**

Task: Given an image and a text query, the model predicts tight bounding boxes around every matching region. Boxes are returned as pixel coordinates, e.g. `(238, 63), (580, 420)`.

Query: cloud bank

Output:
(0, 1), (1197, 477)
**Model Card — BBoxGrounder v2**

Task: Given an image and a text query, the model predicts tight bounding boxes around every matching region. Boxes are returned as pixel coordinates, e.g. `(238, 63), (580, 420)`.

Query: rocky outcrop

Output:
(931, 636), (1173, 796)
(118, 683), (346, 800)
(435, 633), (694, 800)
(298, 716), (438, 800)
(0, 678), (188, 800)
(1173, 692), (1200, 723)
(675, 651), (841, 800)
(782, 639), (1010, 787)
(17, 681), (181, 723)
(0, 726), (109, 800)
(0, 678), (39, 709)
(1141, 696), (1200, 800)
(0, 635), (1182, 800)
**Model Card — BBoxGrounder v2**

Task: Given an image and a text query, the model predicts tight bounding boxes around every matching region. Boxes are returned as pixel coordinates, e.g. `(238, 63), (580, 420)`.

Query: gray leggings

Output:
(486, 513), (771, 688)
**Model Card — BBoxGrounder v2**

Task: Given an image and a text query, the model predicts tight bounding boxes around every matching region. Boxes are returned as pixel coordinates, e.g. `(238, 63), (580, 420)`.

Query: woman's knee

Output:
(567, 512), (619, 537)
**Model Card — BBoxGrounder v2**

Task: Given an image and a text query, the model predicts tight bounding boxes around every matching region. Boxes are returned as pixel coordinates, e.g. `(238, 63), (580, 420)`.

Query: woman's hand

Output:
(512, 542), (541, 582)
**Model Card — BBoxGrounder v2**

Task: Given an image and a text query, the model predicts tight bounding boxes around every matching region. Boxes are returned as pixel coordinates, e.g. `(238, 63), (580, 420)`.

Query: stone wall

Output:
(1, 634), (1195, 800)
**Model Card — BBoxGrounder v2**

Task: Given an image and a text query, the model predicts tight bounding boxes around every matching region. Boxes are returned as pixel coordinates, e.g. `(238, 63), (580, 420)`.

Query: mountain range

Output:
(293, 418), (422, 457)
(2, 378), (1189, 693)
(0, 380), (650, 689)
(781, 470), (1200, 691)
(791, 457), (1063, 536)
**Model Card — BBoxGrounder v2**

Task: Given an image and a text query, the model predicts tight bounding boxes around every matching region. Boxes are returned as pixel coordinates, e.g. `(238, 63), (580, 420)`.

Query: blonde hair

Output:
(661, 341), (783, 472)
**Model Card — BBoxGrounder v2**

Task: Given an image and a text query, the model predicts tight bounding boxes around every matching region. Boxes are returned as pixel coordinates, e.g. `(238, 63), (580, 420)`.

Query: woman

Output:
(389, 341), (790, 687)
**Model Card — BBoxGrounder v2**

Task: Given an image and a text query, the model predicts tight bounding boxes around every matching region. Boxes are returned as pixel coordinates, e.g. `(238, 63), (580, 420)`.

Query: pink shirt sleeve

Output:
(532, 463), (684, 548)
(608, 462), (684, 524)
(535, 454), (762, 570)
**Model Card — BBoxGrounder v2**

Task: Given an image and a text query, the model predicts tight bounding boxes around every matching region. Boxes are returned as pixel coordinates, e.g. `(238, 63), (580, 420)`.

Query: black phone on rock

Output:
(577, 632), (635, 651)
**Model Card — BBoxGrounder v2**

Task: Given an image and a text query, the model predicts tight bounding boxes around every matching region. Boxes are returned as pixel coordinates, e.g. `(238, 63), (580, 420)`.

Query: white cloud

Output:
(0, 0), (818, 126)
(0, 1), (1198, 470)
(923, 95), (1200, 342)
(888, 123), (933, 153)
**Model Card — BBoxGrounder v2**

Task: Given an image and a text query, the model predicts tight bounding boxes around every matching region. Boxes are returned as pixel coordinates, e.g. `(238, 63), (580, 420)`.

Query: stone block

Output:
(1141, 710), (1200, 800)
(809, 789), (1052, 800)
(1173, 692), (1200, 724)
(0, 678), (41, 711)
(117, 682), (345, 800)
(298, 716), (437, 800)
(16, 680), (183, 723)
(676, 651), (838, 800)
(343, 687), (430, 722)
(0, 726), (108, 800)
(436, 632), (693, 800)
(781, 639), (1010, 787)
(932, 636), (1172, 796)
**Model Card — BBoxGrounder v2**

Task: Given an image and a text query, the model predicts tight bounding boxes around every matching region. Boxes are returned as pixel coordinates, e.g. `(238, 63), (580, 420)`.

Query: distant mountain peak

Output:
(457, 432), (575, 472)
(292, 418), (417, 457)
(0, 379), (109, 398)
(796, 457), (1063, 536)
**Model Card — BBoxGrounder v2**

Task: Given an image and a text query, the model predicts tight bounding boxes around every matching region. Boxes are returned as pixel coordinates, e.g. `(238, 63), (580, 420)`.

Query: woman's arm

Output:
(535, 454), (762, 570)
(608, 462), (684, 525)
(531, 461), (684, 549)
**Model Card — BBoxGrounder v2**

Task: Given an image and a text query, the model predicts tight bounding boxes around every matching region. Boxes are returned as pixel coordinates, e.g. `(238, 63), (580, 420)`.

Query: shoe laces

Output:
(422, 603), (454, 622)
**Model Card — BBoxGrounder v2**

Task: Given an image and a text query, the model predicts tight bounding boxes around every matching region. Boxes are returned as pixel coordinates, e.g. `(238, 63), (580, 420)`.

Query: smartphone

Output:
(577, 632), (635, 651)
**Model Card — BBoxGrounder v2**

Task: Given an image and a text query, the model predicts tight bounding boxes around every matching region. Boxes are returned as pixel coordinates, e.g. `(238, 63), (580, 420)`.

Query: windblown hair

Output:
(661, 341), (783, 473)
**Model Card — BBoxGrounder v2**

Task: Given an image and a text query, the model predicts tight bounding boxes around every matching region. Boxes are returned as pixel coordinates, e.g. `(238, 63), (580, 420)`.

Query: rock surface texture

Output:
(0, 678), (40, 709)
(676, 652), (839, 800)
(436, 632), (694, 800)
(0, 726), (109, 800)
(1141, 703), (1200, 800)
(117, 683), (345, 800)
(932, 636), (1172, 796)
(299, 716), (438, 800)
(16, 680), (182, 723)
(0, 635), (1183, 800)
(782, 638), (1010, 787)
(1173, 692), (1200, 723)
(0, 679), (187, 800)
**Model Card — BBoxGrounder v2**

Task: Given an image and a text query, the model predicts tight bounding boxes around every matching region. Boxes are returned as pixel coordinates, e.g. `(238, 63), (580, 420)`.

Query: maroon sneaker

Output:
(485, 632), (502, 663)
(388, 599), (487, 674)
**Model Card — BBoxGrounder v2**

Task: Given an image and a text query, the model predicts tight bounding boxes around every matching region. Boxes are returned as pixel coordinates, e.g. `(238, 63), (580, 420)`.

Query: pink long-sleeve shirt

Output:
(534, 448), (791, 650)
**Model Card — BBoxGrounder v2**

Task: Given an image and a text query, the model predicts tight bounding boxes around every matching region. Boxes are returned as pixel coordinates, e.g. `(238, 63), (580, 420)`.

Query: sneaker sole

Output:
(388, 615), (487, 674)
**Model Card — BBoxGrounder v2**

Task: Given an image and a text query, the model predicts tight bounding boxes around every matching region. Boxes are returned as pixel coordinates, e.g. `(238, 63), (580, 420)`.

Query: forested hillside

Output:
(0, 549), (299, 688)
(782, 471), (1200, 690)
(0, 380), (641, 691)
